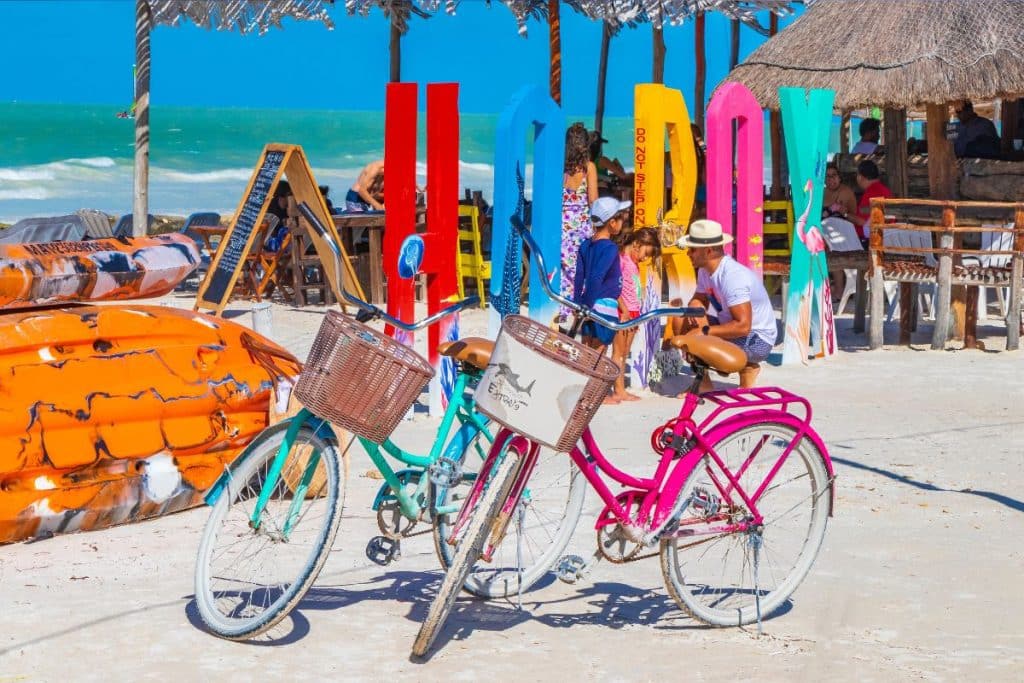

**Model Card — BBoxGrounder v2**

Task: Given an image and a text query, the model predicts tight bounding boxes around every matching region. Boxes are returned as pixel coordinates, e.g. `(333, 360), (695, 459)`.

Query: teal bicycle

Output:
(193, 204), (584, 640)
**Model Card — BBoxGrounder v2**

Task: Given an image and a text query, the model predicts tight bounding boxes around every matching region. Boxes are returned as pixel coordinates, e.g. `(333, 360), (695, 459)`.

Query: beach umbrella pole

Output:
(133, 0), (151, 238)
(652, 25), (665, 83)
(548, 0), (561, 104)
(390, 19), (401, 82)
(595, 21), (611, 134)
(694, 10), (706, 129)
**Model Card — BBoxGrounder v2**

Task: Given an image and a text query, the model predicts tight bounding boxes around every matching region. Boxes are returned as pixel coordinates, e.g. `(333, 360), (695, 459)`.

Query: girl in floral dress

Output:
(559, 123), (599, 324)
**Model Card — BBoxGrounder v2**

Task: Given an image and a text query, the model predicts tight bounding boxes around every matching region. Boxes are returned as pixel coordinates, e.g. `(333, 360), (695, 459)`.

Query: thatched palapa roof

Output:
(725, 0), (1024, 111)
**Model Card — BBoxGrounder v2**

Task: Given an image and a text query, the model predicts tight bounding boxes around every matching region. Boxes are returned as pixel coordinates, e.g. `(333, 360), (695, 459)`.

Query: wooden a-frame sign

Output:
(194, 143), (364, 315)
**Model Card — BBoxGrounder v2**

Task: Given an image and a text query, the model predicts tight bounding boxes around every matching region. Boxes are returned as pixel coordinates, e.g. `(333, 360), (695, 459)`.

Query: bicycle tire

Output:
(194, 420), (345, 640)
(660, 420), (831, 626)
(432, 444), (585, 599)
(412, 447), (522, 658)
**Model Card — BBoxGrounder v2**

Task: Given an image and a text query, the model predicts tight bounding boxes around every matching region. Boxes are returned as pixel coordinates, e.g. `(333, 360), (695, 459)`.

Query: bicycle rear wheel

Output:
(412, 443), (523, 658)
(660, 421), (831, 626)
(194, 420), (345, 640)
(432, 442), (584, 599)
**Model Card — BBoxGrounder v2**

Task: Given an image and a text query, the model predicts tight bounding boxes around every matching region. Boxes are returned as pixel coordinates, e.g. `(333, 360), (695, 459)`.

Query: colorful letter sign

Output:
(489, 85), (564, 334)
(779, 87), (836, 364)
(633, 84), (698, 305)
(383, 83), (460, 414)
(706, 83), (764, 274)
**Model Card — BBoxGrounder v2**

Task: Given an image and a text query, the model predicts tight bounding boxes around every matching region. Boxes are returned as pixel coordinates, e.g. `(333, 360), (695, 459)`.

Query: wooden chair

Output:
(762, 199), (794, 297)
(237, 217), (275, 301)
(289, 222), (335, 307)
(456, 205), (491, 306)
(243, 216), (296, 303)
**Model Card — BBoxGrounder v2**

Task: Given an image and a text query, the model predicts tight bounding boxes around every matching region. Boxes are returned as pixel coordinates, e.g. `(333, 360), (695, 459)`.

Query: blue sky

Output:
(1, 1), (798, 116)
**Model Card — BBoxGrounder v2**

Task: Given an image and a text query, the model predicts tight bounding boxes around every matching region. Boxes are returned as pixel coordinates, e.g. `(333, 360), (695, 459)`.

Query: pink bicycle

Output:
(412, 219), (835, 657)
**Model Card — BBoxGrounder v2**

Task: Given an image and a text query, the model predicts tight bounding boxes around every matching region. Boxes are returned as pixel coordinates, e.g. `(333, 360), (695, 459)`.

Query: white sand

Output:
(1, 292), (1022, 681)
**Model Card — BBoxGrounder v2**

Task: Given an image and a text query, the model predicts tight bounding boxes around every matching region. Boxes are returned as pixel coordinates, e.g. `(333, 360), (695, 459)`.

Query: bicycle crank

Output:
(376, 499), (418, 539)
(366, 536), (401, 566)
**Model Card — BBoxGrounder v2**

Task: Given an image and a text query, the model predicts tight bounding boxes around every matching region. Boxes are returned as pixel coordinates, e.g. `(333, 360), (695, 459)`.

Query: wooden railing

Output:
(868, 198), (1024, 351)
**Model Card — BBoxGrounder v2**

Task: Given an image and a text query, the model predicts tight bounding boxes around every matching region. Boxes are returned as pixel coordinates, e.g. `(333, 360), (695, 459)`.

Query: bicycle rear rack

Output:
(696, 386), (812, 433)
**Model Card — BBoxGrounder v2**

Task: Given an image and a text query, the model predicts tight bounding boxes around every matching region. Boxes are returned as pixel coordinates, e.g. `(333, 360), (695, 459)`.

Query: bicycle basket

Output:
(294, 310), (433, 443)
(475, 315), (618, 452)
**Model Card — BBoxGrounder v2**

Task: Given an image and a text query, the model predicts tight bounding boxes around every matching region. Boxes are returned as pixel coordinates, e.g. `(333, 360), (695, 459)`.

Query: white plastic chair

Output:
(883, 228), (937, 323)
(974, 225), (1013, 322)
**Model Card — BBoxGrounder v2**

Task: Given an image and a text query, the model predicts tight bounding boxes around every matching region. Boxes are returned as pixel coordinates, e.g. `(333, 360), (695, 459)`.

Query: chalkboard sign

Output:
(198, 150), (284, 309)
(195, 143), (365, 314)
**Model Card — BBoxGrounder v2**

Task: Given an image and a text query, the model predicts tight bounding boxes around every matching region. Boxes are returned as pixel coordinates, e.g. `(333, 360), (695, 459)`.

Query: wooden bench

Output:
(867, 198), (1024, 350)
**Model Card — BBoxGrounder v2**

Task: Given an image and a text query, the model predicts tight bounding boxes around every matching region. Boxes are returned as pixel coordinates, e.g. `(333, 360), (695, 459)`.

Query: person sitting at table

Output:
(851, 117), (880, 155)
(346, 159), (385, 211)
(319, 185), (336, 214)
(953, 101), (1000, 159)
(850, 160), (893, 246)
(822, 163), (857, 222)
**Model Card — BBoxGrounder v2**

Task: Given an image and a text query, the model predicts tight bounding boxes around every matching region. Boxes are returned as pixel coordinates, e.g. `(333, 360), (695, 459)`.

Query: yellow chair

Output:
(456, 205), (491, 306)
(762, 199), (794, 258)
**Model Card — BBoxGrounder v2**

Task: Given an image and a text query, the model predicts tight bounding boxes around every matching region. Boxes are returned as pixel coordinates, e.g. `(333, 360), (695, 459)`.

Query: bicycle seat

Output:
(437, 337), (493, 371)
(668, 334), (747, 374)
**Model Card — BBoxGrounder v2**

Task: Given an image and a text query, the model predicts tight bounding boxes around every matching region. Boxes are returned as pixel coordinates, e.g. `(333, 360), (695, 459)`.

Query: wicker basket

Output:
(476, 315), (618, 452)
(294, 311), (433, 444)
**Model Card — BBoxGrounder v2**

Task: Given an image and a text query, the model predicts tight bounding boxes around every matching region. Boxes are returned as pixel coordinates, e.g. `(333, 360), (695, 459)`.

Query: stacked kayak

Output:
(0, 232), (302, 543)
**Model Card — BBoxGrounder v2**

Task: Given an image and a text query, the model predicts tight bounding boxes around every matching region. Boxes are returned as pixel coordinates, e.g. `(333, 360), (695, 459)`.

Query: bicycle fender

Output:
(660, 410), (835, 520)
(202, 415), (336, 506)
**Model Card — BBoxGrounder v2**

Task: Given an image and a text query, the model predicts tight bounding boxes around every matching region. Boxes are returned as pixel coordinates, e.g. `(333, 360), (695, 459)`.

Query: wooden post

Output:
(926, 103), (957, 200)
(1000, 99), (1020, 155)
(899, 283), (913, 345)
(931, 205), (956, 350)
(1007, 206), (1024, 350)
(868, 204), (886, 349)
(840, 111), (851, 154)
(389, 20), (401, 82)
(595, 21), (611, 134)
(853, 266), (867, 333)
(768, 16), (783, 200)
(694, 11), (706, 130)
(548, 0), (561, 104)
(132, 0), (152, 238)
(964, 286), (979, 349)
(729, 18), (740, 70)
(652, 25), (665, 84)
(884, 108), (909, 197)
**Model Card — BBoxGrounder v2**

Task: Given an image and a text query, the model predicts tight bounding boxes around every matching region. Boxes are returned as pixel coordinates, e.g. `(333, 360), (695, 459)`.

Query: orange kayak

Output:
(0, 234), (200, 309)
(0, 304), (301, 544)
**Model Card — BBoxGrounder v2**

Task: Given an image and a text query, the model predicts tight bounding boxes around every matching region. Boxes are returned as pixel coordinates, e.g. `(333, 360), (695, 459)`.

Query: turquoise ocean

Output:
(1, 101), (875, 224)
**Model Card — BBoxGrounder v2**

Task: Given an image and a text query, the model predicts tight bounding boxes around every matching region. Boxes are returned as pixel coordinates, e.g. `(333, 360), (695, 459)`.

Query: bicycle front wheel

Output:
(660, 421), (831, 627)
(432, 442), (584, 599)
(413, 442), (523, 658)
(194, 420), (345, 640)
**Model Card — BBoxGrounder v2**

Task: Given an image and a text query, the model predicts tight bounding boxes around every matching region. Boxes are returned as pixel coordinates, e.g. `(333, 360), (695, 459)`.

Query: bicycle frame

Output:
(458, 380), (834, 559)
(229, 366), (492, 536)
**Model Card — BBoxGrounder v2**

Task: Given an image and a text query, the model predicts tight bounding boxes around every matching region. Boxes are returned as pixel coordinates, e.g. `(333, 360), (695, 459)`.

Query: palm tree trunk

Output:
(595, 21), (611, 134)
(390, 20), (401, 82)
(548, 0), (561, 104)
(729, 18), (740, 70)
(769, 14), (784, 199)
(652, 25), (665, 84)
(694, 10), (706, 130)
(133, 0), (151, 237)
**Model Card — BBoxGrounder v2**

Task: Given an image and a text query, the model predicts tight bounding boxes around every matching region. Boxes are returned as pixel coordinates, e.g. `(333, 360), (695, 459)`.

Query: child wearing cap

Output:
(574, 196), (630, 403)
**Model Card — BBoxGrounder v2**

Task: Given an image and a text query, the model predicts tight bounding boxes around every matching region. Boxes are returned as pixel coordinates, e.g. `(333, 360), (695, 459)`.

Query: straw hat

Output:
(676, 219), (734, 249)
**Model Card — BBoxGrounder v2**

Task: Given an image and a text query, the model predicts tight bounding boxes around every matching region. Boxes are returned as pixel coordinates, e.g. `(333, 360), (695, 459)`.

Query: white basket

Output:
(476, 316), (617, 451)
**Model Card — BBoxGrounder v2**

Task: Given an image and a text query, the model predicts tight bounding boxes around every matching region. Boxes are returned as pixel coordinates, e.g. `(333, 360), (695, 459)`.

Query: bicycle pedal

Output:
(428, 456), (463, 488)
(365, 536), (401, 566)
(555, 554), (587, 585)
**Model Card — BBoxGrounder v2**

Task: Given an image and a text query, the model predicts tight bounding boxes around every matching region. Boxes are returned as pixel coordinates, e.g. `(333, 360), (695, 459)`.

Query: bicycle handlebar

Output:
(298, 202), (478, 331)
(510, 215), (704, 331)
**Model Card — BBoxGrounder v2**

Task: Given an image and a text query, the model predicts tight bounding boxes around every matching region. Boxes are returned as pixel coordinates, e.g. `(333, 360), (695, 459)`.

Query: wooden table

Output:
(333, 213), (386, 304)
(765, 251), (871, 333)
(191, 225), (227, 253)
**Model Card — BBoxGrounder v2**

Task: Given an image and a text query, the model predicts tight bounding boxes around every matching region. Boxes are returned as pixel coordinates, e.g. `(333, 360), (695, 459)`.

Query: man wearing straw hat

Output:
(668, 219), (777, 392)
